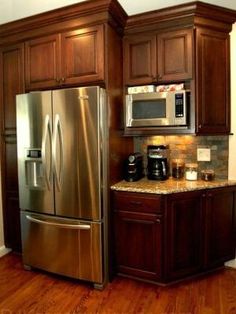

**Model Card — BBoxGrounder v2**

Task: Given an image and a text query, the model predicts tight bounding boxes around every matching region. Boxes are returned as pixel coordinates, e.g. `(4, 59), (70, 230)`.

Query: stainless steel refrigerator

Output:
(16, 87), (108, 289)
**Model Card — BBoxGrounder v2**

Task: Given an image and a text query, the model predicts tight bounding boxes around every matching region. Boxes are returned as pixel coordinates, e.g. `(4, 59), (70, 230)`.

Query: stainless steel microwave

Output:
(125, 90), (188, 128)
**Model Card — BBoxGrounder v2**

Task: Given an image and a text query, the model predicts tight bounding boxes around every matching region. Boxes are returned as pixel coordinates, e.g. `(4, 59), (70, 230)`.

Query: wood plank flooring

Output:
(1, 253), (236, 314)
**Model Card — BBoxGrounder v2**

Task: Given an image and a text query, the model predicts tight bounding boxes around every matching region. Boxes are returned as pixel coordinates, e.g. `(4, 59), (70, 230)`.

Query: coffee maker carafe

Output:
(147, 145), (169, 180)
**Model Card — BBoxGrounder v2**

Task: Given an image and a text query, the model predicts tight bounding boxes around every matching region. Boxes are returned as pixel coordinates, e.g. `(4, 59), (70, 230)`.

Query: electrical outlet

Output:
(197, 148), (211, 161)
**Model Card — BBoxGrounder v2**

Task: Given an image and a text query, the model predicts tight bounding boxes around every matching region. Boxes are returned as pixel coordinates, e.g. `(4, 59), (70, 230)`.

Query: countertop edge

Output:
(110, 179), (236, 195)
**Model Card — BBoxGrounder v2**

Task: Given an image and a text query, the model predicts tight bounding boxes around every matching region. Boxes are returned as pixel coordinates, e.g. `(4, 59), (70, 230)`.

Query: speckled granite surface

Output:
(111, 177), (236, 194)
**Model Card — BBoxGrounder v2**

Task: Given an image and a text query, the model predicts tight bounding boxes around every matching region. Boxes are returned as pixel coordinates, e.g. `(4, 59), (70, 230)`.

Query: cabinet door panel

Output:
(166, 191), (203, 280)
(114, 210), (162, 281)
(25, 34), (60, 89)
(123, 34), (156, 85)
(196, 28), (230, 134)
(158, 29), (193, 81)
(0, 44), (24, 131)
(205, 188), (236, 268)
(61, 25), (104, 85)
(0, 44), (24, 252)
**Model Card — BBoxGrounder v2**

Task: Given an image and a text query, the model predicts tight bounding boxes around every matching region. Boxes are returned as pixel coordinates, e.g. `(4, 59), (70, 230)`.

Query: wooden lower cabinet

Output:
(113, 191), (163, 281)
(165, 190), (204, 281)
(113, 211), (162, 281)
(204, 188), (236, 269)
(112, 186), (236, 284)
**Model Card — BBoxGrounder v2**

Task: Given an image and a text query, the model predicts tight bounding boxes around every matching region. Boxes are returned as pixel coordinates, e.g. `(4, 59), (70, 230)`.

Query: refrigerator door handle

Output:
(42, 114), (52, 190)
(53, 114), (64, 191)
(26, 215), (91, 230)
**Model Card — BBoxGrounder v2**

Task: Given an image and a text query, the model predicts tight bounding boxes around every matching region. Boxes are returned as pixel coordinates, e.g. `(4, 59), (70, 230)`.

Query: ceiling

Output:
(0, 0), (236, 25)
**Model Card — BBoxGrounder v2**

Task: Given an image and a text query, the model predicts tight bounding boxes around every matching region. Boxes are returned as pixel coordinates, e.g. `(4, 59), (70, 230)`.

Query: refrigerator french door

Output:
(16, 87), (108, 288)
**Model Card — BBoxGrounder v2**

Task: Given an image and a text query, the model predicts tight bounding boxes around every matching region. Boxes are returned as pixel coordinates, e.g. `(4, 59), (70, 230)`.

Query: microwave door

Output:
(127, 93), (172, 127)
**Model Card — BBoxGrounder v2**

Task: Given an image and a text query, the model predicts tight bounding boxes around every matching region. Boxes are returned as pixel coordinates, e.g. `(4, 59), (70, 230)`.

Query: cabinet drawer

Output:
(112, 191), (163, 214)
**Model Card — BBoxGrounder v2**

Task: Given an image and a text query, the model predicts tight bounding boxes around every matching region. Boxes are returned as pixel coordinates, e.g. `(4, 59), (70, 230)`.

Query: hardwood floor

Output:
(1, 253), (236, 313)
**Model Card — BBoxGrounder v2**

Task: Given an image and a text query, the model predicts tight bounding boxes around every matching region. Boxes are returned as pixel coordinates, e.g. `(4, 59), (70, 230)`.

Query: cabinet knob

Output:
(151, 75), (157, 82)
(198, 124), (202, 129)
(157, 74), (162, 80)
(130, 201), (141, 206)
(56, 78), (60, 83)
(61, 77), (65, 83)
(202, 194), (206, 198)
(156, 218), (161, 224)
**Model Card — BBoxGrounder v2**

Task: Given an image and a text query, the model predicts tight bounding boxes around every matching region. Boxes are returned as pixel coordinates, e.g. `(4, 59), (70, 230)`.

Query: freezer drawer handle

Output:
(26, 215), (91, 230)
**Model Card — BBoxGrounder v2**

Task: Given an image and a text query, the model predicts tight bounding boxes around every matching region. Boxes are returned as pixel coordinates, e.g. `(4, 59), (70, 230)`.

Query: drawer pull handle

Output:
(156, 219), (161, 223)
(130, 201), (142, 206)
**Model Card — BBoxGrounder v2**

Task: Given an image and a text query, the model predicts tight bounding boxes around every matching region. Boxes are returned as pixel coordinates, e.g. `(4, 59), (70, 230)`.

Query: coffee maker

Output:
(147, 145), (169, 180)
(124, 152), (144, 182)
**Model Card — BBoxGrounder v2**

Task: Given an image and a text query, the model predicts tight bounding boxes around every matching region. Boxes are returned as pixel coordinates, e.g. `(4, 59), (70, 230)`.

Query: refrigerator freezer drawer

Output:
(21, 211), (103, 284)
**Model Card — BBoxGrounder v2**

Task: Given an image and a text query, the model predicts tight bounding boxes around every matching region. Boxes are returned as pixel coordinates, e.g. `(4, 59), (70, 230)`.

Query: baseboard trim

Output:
(0, 245), (11, 258)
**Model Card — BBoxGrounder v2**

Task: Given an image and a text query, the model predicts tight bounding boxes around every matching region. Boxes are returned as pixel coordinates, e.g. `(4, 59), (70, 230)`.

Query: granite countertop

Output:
(111, 177), (236, 194)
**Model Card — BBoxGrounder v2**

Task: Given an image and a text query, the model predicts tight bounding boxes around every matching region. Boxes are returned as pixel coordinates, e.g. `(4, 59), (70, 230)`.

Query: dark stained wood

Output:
(113, 191), (163, 214)
(0, 0), (127, 45)
(125, 1), (236, 34)
(113, 191), (163, 281)
(123, 33), (156, 85)
(61, 24), (104, 86)
(112, 187), (236, 285)
(1, 253), (236, 313)
(25, 34), (60, 89)
(158, 28), (193, 81)
(166, 190), (204, 281)
(195, 28), (230, 134)
(114, 210), (162, 281)
(0, 44), (24, 252)
(123, 28), (192, 86)
(204, 188), (236, 269)
(25, 25), (105, 90)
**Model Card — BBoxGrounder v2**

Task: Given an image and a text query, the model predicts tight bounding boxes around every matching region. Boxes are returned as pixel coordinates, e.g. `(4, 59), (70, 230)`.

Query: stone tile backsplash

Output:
(134, 135), (229, 179)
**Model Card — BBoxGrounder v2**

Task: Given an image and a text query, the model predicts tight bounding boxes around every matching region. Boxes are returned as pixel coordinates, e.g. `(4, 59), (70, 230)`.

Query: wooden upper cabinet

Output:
(0, 44), (25, 131)
(61, 25), (104, 85)
(123, 29), (193, 86)
(158, 29), (193, 82)
(25, 25), (104, 90)
(123, 34), (156, 85)
(25, 34), (60, 90)
(195, 28), (230, 134)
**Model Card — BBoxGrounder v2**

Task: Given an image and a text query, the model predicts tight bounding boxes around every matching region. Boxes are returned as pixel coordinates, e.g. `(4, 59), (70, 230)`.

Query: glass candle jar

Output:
(201, 169), (215, 181)
(185, 163), (198, 181)
(172, 159), (185, 179)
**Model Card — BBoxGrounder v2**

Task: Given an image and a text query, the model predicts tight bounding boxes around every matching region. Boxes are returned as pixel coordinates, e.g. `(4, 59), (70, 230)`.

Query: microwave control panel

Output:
(175, 93), (184, 118)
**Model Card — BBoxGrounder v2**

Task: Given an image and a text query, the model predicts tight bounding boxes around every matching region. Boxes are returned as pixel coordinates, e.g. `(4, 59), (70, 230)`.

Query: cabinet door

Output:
(114, 210), (162, 281)
(25, 34), (60, 90)
(61, 25), (104, 85)
(195, 28), (230, 134)
(166, 191), (204, 281)
(158, 29), (193, 81)
(123, 34), (156, 85)
(205, 187), (236, 268)
(0, 44), (24, 251)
